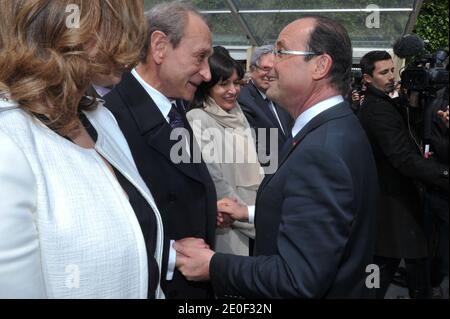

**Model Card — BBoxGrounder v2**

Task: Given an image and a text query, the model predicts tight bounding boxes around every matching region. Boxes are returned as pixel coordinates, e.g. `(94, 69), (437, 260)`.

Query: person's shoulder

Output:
(0, 129), (36, 187)
(0, 101), (36, 136)
(237, 83), (256, 100)
(360, 91), (395, 115)
(187, 108), (211, 121)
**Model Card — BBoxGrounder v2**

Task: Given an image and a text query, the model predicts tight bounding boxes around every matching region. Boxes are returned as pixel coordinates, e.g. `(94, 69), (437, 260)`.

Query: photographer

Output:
(347, 72), (366, 114)
(358, 51), (449, 299)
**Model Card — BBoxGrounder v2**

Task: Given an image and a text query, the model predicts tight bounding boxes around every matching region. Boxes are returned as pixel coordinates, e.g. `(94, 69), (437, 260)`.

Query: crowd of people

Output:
(0, 0), (448, 299)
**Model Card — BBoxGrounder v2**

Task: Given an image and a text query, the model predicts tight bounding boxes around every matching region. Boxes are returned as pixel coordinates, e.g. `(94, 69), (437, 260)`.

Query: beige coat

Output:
(187, 99), (263, 256)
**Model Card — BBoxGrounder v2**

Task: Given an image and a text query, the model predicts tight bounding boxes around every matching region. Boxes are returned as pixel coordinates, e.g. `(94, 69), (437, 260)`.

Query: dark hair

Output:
(360, 51), (392, 77)
(191, 46), (244, 108)
(303, 15), (353, 95)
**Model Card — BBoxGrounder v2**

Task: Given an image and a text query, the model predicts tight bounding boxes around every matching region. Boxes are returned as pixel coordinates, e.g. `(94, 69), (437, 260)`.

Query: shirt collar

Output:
(131, 68), (174, 119)
(258, 89), (267, 100)
(252, 81), (268, 100)
(92, 85), (112, 98)
(291, 95), (344, 137)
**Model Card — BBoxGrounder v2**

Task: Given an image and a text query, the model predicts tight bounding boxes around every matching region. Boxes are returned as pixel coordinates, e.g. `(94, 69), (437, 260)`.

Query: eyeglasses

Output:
(272, 49), (322, 58)
(253, 64), (272, 73)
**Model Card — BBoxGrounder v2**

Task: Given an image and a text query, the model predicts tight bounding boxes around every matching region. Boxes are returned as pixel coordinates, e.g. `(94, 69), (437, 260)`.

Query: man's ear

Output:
(312, 53), (333, 80)
(150, 30), (169, 65)
(363, 73), (373, 85)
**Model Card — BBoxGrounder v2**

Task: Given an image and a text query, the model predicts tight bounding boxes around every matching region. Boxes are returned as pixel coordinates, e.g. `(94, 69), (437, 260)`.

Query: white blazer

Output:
(0, 97), (165, 299)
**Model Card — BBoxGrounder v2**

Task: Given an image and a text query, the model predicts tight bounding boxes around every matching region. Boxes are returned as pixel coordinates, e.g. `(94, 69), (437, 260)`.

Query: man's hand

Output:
(175, 238), (214, 281)
(351, 90), (360, 103)
(438, 106), (449, 128)
(175, 237), (210, 250)
(216, 199), (234, 228)
(217, 198), (249, 222)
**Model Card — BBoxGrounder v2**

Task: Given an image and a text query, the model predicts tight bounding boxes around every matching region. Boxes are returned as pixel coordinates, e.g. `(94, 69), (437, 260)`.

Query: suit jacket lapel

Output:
(116, 73), (206, 184)
(277, 105), (292, 135)
(249, 82), (284, 132)
(258, 102), (352, 191)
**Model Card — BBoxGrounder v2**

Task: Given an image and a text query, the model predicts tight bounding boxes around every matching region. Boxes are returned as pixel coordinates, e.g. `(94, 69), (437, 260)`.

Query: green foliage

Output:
(414, 0), (449, 51)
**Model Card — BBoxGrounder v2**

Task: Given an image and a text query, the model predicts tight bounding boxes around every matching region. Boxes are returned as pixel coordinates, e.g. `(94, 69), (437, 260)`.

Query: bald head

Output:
(279, 17), (316, 48)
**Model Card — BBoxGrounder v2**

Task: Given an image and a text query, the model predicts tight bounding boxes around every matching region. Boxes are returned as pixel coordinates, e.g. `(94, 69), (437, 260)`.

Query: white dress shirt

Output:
(257, 88), (285, 135)
(291, 95), (344, 137)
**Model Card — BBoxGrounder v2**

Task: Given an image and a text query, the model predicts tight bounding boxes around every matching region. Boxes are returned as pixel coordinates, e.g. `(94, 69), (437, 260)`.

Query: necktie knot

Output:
(168, 102), (184, 129)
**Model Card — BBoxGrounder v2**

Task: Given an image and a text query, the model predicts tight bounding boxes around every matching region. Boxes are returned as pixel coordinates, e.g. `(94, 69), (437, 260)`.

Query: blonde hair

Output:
(0, 0), (147, 135)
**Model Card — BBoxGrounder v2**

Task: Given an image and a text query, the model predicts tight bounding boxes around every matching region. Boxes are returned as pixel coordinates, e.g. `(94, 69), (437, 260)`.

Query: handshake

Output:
(174, 198), (249, 281)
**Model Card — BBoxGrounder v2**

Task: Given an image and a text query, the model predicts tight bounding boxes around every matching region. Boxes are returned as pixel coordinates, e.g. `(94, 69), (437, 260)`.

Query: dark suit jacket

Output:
(358, 86), (449, 258)
(237, 81), (293, 163)
(104, 72), (217, 299)
(210, 102), (378, 298)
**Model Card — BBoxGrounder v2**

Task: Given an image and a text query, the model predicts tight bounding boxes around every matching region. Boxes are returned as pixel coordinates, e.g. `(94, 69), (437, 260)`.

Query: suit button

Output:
(443, 170), (449, 177)
(168, 193), (176, 203)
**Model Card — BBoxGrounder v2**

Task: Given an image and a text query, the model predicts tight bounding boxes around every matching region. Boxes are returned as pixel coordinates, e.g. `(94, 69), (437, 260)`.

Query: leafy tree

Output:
(414, 0), (449, 51)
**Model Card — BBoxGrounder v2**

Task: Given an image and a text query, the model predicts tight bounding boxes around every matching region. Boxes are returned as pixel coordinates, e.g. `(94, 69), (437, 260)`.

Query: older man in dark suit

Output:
(175, 16), (379, 298)
(104, 2), (216, 299)
(238, 45), (293, 172)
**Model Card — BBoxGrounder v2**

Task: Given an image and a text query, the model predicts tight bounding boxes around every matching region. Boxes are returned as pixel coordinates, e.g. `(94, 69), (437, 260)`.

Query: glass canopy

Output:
(143, 0), (422, 62)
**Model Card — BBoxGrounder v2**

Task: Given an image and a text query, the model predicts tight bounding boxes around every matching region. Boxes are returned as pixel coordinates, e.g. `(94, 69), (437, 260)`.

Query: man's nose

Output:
(389, 71), (395, 81)
(199, 60), (211, 82)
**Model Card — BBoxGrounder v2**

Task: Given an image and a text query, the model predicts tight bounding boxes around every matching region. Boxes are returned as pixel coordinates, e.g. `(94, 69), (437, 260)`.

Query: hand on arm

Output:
(174, 238), (214, 281)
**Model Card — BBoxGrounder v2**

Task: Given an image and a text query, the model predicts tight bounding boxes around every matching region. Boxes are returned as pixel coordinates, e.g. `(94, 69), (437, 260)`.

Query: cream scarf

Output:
(203, 97), (263, 188)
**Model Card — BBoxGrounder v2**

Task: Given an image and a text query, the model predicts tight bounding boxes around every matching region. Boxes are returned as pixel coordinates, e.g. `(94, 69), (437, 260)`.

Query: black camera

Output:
(351, 69), (364, 92)
(400, 49), (448, 92)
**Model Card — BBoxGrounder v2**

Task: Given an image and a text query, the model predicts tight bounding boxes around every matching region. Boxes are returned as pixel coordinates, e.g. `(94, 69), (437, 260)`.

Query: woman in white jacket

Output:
(187, 47), (263, 256)
(0, 0), (165, 299)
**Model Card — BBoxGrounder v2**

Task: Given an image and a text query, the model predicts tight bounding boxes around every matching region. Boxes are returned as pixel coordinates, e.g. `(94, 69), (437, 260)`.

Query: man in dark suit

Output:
(358, 51), (449, 298)
(104, 2), (216, 299)
(175, 16), (379, 298)
(238, 45), (293, 173)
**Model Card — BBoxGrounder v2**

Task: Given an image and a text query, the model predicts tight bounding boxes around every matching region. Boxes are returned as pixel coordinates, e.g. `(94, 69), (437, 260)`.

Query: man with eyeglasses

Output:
(238, 45), (293, 171)
(175, 16), (378, 298)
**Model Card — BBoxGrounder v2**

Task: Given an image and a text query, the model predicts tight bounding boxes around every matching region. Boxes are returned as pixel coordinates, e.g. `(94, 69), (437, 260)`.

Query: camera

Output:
(401, 49), (449, 92)
(351, 69), (363, 92)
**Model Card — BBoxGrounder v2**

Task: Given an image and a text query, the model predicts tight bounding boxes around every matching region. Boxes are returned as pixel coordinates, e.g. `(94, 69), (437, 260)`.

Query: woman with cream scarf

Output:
(187, 47), (263, 256)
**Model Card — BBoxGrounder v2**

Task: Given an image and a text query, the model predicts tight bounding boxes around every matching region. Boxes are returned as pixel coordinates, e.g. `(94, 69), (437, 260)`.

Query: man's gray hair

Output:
(250, 45), (274, 67)
(140, 1), (209, 63)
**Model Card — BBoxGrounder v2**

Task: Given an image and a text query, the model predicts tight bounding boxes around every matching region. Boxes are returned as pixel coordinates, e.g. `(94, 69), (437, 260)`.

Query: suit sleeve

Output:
(0, 131), (46, 298)
(210, 147), (355, 298)
(364, 103), (448, 190)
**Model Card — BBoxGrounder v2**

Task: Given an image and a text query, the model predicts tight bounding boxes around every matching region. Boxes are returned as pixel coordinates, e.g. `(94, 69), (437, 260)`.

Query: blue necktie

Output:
(168, 102), (184, 129)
